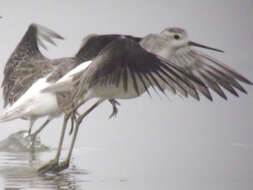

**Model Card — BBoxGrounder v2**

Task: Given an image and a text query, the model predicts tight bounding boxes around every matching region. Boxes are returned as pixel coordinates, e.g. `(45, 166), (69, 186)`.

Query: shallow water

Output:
(0, 126), (253, 190)
(0, 131), (129, 190)
(0, 152), (85, 190)
(0, 151), (131, 190)
(0, 131), (85, 190)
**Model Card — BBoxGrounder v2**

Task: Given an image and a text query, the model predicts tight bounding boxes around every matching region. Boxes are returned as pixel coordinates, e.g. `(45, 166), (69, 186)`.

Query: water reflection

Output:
(0, 152), (89, 190)
(0, 131), (88, 190)
(0, 130), (129, 190)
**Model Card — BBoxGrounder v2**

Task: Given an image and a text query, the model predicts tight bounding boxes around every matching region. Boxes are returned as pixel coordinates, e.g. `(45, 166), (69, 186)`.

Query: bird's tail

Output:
(0, 102), (32, 122)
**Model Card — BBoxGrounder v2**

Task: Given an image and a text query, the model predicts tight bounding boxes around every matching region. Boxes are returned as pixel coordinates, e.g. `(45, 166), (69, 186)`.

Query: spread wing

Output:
(1, 23), (64, 107)
(170, 47), (252, 100)
(75, 34), (141, 61)
(72, 37), (208, 103)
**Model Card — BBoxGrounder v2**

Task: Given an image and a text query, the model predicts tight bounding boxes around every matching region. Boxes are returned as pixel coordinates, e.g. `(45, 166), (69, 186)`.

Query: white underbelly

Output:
(9, 77), (62, 119)
(28, 93), (61, 117)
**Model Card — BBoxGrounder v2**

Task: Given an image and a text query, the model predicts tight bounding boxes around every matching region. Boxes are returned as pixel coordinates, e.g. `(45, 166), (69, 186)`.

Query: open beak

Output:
(188, 41), (224, 53)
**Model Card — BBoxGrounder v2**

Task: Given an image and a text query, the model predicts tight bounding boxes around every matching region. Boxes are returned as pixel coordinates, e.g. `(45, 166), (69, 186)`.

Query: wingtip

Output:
(33, 23), (65, 49)
(221, 94), (228, 101)
(204, 90), (213, 101)
(247, 80), (253, 85)
(208, 96), (213, 102)
(233, 91), (239, 97)
(51, 32), (65, 41)
(239, 86), (248, 94)
(237, 77), (253, 86)
(57, 35), (65, 40)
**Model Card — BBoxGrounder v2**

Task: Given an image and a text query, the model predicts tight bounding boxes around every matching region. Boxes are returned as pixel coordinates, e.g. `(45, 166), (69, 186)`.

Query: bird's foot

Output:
(29, 132), (42, 151)
(37, 159), (59, 174)
(109, 99), (120, 118)
(51, 160), (70, 173)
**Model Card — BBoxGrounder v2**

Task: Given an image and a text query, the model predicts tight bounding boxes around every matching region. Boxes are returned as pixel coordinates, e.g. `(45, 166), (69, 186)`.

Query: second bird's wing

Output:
(170, 47), (252, 100)
(1, 23), (64, 107)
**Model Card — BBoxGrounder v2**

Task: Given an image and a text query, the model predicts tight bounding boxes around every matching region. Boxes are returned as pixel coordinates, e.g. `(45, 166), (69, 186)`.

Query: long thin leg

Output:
(69, 110), (80, 135)
(67, 100), (87, 135)
(55, 114), (70, 160)
(53, 99), (105, 172)
(32, 119), (51, 137)
(37, 114), (70, 173)
(31, 119), (51, 148)
(28, 119), (35, 135)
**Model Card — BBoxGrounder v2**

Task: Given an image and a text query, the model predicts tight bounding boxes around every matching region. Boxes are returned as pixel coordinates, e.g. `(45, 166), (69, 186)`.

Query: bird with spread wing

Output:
(37, 27), (252, 173)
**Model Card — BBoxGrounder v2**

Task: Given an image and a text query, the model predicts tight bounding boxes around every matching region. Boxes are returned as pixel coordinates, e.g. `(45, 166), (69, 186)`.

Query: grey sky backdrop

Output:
(0, 0), (252, 190)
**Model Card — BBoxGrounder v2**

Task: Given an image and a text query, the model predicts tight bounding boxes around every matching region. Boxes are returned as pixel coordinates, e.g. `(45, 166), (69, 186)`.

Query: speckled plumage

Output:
(2, 24), (64, 108)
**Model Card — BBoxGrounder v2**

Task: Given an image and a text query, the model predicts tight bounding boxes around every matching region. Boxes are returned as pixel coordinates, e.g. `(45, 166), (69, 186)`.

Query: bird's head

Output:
(160, 27), (224, 53)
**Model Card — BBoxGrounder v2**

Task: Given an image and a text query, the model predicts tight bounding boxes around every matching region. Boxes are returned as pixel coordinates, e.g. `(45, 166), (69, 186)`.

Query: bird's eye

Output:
(174, 34), (180, 40)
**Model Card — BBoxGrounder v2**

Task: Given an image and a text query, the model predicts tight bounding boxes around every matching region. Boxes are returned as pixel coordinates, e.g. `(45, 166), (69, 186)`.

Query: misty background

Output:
(0, 0), (252, 189)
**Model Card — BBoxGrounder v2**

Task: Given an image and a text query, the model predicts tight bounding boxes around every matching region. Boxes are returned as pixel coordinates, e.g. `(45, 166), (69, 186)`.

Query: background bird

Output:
(0, 26), (140, 144)
(1, 23), (64, 141)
